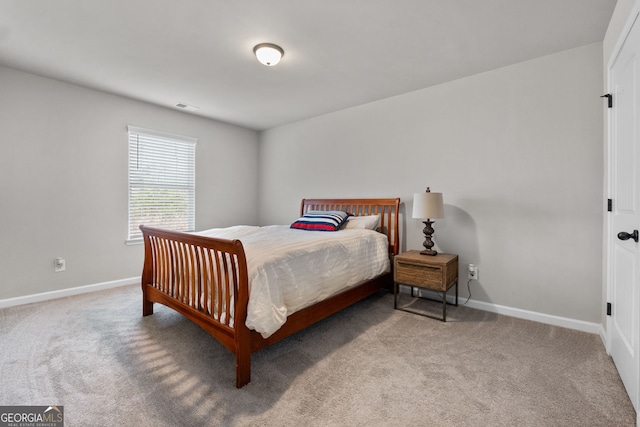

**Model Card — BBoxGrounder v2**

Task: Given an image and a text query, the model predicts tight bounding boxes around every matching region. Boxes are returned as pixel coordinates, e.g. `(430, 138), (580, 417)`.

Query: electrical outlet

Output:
(54, 257), (66, 272)
(468, 264), (478, 280)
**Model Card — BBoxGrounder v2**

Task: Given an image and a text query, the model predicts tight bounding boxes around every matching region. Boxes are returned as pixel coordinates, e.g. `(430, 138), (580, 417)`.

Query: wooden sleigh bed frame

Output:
(140, 198), (400, 387)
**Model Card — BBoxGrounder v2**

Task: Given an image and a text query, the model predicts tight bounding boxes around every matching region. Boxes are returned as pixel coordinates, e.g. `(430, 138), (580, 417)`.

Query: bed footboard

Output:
(140, 225), (252, 387)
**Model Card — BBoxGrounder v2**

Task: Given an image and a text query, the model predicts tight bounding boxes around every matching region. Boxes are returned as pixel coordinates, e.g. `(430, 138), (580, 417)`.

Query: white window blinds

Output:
(127, 126), (196, 242)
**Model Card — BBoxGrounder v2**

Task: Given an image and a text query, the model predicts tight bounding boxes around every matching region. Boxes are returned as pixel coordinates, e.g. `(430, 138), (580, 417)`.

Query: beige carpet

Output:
(0, 285), (635, 426)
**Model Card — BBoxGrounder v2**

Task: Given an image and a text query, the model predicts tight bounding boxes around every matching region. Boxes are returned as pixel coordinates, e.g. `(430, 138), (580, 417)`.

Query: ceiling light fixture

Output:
(253, 43), (284, 66)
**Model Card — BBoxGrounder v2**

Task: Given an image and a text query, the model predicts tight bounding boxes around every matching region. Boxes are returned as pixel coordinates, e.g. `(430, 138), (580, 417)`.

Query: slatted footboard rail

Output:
(140, 225), (252, 386)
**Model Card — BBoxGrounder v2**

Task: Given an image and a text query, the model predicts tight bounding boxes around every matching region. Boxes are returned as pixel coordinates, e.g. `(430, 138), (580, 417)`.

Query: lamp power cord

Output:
(462, 278), (472, 305)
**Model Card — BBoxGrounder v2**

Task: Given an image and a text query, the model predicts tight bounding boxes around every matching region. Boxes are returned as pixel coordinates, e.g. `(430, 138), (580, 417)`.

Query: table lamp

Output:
(412, 188), (444, 255)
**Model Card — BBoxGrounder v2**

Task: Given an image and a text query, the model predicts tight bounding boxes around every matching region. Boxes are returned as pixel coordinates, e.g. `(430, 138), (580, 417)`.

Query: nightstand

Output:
(393, 251), (459, 321)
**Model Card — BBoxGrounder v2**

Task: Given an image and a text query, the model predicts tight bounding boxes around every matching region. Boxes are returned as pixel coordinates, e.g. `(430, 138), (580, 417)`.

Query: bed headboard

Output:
(300, 198), (400, 256)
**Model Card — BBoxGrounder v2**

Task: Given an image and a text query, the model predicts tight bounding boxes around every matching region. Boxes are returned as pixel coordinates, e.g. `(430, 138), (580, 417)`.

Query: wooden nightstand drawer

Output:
(395, 260), (444, 290)
(394, 252), (458, 292)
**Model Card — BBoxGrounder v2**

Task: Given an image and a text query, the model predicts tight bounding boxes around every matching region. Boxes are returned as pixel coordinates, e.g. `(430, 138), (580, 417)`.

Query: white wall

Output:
(0, 66), (259, 300)
(0, 40), (608, 325)
(259, 43), (604, 323)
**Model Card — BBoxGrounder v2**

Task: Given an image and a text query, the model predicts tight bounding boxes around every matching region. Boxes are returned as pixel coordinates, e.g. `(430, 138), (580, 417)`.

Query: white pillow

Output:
(343, 215), (380, 230)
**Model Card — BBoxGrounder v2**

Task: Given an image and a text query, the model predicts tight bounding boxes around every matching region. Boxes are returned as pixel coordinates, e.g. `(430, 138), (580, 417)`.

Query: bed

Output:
(140, 198), (400, 387)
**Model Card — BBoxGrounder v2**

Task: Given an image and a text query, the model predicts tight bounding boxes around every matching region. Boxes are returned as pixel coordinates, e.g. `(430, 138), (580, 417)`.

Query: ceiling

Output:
(0, 0), (616, 131)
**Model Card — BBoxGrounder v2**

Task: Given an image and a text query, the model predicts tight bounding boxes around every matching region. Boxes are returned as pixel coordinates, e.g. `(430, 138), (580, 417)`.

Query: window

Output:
(127, 126), (196, 242)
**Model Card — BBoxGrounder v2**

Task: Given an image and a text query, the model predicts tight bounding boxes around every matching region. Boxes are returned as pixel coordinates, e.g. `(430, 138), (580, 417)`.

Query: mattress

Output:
(194, 225), (390, 338)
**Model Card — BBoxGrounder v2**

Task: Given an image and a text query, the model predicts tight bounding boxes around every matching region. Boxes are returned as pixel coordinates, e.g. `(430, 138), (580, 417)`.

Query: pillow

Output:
(343, 215), (380, 230)
(290, 210), (350, 231)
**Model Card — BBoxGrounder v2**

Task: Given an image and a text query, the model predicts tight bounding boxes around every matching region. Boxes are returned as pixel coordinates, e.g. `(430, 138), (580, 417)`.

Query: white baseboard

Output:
(4, 280), (603, 336)
(464, 298), (601, 334)
(0, 277), (140, 309)
(401, 286), (601, 335)
(599, 324), (609, 352)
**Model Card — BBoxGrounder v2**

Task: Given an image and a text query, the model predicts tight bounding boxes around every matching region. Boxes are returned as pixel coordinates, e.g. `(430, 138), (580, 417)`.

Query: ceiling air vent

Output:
(175, 103), (199, 112)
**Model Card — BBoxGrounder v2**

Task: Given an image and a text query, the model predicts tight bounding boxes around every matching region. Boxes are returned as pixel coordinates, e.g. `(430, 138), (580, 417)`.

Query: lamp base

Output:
(420, 219), (438, 256)
(420, 249), (438, 256)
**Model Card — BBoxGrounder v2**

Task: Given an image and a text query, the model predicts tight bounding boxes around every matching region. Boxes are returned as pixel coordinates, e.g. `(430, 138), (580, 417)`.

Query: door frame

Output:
(605, 0), (640, 419)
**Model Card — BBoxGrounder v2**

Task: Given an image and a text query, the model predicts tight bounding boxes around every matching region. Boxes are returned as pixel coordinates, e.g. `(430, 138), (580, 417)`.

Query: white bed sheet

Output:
(194, 225), (390, 338)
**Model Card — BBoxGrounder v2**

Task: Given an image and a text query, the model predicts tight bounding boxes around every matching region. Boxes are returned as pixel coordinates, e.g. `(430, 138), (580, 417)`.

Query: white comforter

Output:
(194, 225), (390, 338)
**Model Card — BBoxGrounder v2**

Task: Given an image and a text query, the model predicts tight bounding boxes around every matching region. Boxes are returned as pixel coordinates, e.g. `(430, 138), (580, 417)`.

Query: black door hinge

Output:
(608, 199), (613, 212)
(601, 94), (613, 108)
(607, 302), (612, 316)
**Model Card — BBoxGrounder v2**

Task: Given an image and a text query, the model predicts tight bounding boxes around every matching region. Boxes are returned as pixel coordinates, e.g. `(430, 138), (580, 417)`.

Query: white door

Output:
(608, 10), (640, 416)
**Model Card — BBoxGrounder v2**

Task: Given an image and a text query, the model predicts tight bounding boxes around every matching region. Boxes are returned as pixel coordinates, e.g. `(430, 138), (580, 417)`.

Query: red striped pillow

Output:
(290, 211), (350, 231)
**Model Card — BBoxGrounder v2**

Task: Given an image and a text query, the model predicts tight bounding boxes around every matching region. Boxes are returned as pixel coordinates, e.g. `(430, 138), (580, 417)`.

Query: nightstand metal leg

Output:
(393, 282), (398, 309)
(455, 280), (458, 306)
(442, 291), (447, 321)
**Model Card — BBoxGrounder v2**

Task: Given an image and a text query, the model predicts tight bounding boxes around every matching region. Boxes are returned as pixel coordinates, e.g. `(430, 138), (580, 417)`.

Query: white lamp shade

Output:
(412, 192), (444, 219)
(254, 43), (284, 66)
